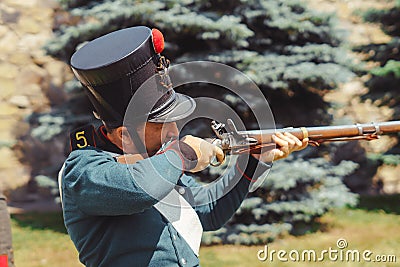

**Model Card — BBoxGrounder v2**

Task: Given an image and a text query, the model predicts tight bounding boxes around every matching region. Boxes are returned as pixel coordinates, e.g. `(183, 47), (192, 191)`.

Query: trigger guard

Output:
(210, 152), (226, 167)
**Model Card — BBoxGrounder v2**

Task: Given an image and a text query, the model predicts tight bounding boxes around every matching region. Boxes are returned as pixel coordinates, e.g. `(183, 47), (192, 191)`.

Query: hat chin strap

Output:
(129, 125), (148, 156)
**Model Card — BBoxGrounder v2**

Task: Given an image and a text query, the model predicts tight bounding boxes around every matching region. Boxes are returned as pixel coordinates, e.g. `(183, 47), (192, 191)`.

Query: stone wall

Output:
(0, 0), (72, 196)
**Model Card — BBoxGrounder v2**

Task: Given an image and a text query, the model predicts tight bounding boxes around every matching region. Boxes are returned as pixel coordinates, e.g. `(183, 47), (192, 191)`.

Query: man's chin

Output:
(147, 151), (157, 157)
(147, 149), (159, 157)
(147, 139), (176, 157)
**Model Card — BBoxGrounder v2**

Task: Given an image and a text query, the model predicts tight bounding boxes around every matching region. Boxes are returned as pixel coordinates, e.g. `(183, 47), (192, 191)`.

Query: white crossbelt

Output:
(58, 163), (65, 207)
(154, 188), (203, 256)
(104, 151), (203, 255)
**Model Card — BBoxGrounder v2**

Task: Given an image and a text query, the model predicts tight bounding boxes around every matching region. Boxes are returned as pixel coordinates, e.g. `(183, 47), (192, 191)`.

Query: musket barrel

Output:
(240, 121), (400, 144)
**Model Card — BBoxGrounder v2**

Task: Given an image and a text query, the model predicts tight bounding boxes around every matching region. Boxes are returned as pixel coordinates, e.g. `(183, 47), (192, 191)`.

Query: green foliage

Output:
(30, 115), (65, 142)
(353, 38), (400, 64)
(28, 111), (93, 142)
(202, 222), (291, 245)
(371, 60), (400, 78)
(45, 0), (356, 123)
(202, 44), (355, 91)
(368, 153), (400, 166)
(362, 4), (400, 36)
(48, 0), (344, 59)
(46, 0), (254, 60)
(358, 3), (400, 119)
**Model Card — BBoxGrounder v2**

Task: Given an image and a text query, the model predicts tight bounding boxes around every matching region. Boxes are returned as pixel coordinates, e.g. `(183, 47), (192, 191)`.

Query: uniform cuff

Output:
(160, 140), (198, 171)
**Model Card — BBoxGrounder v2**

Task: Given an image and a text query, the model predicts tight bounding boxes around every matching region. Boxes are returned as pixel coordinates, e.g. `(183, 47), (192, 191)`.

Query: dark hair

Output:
(103, 123), (119, 134)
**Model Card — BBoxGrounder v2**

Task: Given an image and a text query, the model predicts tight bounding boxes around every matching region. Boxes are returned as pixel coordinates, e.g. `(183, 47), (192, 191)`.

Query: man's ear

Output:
(107, 126), (134, 151)
(119, 126), (134, 147)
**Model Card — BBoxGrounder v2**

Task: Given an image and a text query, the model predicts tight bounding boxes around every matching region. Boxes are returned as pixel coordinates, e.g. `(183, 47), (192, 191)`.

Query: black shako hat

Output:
(70, 26), (195, 128)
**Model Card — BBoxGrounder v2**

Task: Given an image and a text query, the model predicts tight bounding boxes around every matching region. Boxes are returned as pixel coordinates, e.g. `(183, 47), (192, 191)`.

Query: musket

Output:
(210, 119), (400, 156)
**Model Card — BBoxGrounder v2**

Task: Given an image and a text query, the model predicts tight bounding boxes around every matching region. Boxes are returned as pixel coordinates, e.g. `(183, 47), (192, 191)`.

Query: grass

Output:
(10, 195), (400, 267)
(11, 212), (82, 267)
(201, 209), (400, 266)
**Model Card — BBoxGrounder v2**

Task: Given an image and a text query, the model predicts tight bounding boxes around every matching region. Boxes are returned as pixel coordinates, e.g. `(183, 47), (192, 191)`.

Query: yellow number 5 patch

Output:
(70, 125), (96, 151)
(75, 131), (88, 148)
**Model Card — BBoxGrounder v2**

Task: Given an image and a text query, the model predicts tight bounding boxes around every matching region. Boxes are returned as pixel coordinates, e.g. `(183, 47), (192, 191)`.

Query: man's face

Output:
(136, 121), (179, 156)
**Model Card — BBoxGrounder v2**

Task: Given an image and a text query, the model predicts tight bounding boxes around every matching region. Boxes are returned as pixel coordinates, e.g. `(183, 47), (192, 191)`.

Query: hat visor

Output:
(148, 93), (196, 123)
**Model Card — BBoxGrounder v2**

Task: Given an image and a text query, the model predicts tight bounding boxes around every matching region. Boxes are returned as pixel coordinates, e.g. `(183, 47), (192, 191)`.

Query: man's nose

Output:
(165, 123), (179, 139)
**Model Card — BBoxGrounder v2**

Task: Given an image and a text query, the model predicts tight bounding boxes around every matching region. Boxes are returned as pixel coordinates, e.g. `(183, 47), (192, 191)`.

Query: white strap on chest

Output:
(105, 151), (203, 256)
(154, 189), (203, 256)
(58, 163), (66, 207)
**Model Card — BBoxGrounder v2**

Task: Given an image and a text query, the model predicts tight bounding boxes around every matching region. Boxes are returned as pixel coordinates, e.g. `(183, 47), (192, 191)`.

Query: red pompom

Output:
(151, 28), (164, 54)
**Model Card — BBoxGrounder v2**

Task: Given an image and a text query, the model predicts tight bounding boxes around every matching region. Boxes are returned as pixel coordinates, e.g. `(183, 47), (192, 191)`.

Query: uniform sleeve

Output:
(180, 154), (271, 231)
(61, 147), (184, 216)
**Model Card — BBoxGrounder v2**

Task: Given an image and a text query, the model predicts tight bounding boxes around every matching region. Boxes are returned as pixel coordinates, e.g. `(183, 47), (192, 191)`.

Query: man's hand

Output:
(181, 135), (225, 173)
(116, 154), (144, 164)
(252, 132), (308, 163)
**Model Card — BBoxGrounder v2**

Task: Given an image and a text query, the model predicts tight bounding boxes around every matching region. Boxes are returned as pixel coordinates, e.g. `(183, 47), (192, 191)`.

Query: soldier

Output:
(59, 26), (308, 267)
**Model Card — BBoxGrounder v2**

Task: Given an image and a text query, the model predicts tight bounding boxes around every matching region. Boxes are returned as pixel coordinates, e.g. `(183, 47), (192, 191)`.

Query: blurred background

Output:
(0, 0), (399, 266)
